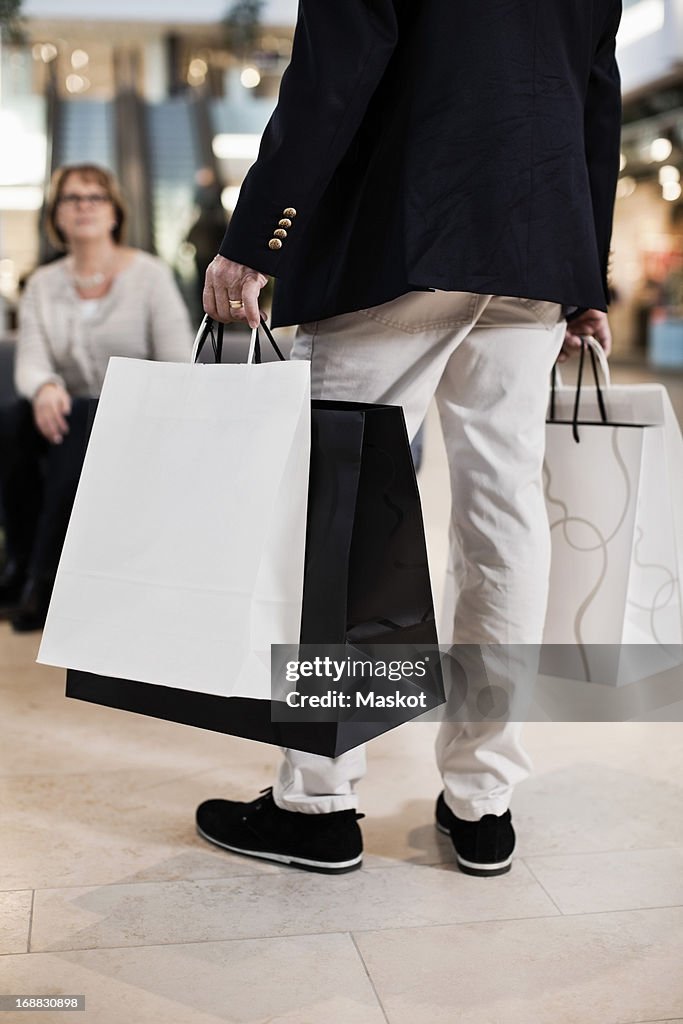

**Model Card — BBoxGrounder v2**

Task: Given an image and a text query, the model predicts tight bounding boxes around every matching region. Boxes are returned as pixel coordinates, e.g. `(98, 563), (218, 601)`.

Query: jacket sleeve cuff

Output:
(565, 307), (589, 323)
(218, 181), (306, 278)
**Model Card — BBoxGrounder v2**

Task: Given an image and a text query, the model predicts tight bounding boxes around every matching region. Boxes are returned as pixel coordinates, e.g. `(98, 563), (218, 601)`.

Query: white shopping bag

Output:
(38, 318), (311, 701)
(541, 338), (683, 684)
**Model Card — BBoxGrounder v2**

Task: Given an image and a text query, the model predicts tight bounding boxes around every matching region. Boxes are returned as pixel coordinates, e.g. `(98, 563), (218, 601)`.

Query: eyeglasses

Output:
(58, 193), (112, 207)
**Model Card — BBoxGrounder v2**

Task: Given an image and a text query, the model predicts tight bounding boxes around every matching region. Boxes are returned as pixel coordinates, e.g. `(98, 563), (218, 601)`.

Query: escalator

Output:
(146, 96), (202, 266)
(53, 100), (116, 172)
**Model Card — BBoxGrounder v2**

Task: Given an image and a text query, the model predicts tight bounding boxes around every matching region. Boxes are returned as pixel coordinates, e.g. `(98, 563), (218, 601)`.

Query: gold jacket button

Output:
(283, 207), (297, 218)
(273, 228), (288, 239)
(278, 218), (292, 228)
(268, 238), (283, 250)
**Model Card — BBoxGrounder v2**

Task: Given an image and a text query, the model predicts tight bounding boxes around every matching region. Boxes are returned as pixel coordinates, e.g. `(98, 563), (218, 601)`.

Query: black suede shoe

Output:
(436, 791), (515, 877)
(0, 561), (27, 615)
(196, 788), (364, 874)
(10, 577), (53, 633)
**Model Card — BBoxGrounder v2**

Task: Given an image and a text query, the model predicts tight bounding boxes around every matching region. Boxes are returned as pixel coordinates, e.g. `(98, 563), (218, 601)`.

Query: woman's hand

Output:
(32, 382), (72, 445)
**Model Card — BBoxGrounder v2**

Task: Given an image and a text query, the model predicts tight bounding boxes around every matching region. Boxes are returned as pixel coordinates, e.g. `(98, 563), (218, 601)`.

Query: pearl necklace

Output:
(70, 255), (115, 291)
(73, 270), (107, 289)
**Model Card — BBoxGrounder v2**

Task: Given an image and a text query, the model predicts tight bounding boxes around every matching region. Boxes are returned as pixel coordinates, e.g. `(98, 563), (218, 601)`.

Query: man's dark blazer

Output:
(219, 0), (623, 329)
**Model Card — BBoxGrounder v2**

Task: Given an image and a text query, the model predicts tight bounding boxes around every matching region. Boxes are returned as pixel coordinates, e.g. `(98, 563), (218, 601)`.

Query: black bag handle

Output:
(192, 312), (285, 365)
(549, 336), (609, 443)
(192, 314), (223, 364)
(571, 338), (608, 442)
(248, 313), (287, 364)
(550, 362), (558, 422)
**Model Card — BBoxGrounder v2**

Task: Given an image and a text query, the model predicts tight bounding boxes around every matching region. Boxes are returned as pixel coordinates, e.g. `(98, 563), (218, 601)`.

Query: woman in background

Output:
(0, 163), (194, 631)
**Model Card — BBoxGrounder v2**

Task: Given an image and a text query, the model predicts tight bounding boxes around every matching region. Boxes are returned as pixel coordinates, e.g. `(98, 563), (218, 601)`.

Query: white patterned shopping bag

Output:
(541, 338), (683, 684)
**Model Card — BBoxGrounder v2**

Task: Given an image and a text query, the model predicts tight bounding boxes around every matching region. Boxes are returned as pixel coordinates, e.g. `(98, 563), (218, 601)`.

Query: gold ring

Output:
(229, 300), (244, 309)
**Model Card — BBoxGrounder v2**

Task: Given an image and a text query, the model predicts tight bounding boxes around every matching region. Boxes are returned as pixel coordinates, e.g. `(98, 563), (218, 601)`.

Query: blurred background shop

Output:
(0, 0), (298, 336)
(607, 0), (683, 366)
(4, 0), (683, 366)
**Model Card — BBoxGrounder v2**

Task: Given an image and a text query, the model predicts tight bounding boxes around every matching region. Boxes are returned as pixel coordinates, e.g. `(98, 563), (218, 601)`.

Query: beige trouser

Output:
(273, 290), (567, 820)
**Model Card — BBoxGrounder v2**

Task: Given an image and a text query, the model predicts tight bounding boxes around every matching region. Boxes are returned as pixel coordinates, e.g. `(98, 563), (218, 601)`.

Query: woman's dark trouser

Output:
(0, 398), (92, 584)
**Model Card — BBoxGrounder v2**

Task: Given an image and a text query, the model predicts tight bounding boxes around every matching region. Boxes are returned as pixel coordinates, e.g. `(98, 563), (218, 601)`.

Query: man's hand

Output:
(203, 255), (269, 329)
(557, 308), (612, 363)
(33, 382), (71, 445)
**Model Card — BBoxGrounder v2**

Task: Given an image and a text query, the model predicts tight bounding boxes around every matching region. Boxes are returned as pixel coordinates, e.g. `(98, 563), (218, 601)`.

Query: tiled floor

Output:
(1, 364), (683, 1023)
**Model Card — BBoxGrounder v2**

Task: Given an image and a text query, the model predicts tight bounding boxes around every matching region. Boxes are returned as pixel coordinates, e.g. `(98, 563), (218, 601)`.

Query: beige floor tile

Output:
(0, 656), (282, 778)
(0, 891), (32, 954)
(0, 933), (385, 1024)
(524, 847), (683, 915)
(512, 759), (683, 857)
(361, 800), (453, 868)
(30, 861), (558, 953)
(0, 769), (284, 890)
(361, 723), (450, 865)
(0, 625), (42, 672)
(520, 722), (683, 778)
(354, 906), (683, 1024)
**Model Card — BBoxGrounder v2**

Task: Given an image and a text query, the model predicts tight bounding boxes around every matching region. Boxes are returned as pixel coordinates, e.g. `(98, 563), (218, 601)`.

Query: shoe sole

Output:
(196, 824), (363, 875)
(436, 820), (513, 877)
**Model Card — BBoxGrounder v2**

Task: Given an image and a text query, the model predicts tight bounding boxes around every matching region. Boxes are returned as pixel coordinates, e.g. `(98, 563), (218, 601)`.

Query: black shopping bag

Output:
(301, 398), (437, 645)
(66, 318), (440, 755)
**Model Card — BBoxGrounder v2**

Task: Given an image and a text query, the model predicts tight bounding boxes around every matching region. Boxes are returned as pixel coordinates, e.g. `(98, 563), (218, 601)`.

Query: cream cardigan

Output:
(15, 251), (195, 400)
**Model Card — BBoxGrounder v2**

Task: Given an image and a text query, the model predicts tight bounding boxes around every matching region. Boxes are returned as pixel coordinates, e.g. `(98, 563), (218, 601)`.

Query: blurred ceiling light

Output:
(212, 134), (260, 160)
(188, 58), (208, 85)
(659, 165), (680, 184)
(221, 186), (241, 212)
(0, 186), (43, 211)
(619, 152), (627, 171)
(34, 43), (58, 63)
(66, 74), (90, 94)
(616, 176), (636, 199)
(71, 49), (89, 70)
(240, 66), (261, 88)
(662, 181), (682, 201)
(650, 137), (673, 161)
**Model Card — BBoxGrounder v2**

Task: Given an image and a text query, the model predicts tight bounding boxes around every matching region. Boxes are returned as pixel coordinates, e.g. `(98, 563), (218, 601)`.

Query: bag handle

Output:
(191, 314), (223, 364)
(550, 335), (611, 394)
(570, 338), (608, 442)
(549, 334), (610, 443)
(585, 334), (611, 387)
(191, 312), (286, 365)
(247, 314), (287, 364)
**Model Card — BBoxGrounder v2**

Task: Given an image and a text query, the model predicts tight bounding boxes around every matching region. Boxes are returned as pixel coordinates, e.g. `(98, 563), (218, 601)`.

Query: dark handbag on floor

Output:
(66, 317), (439, 754)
